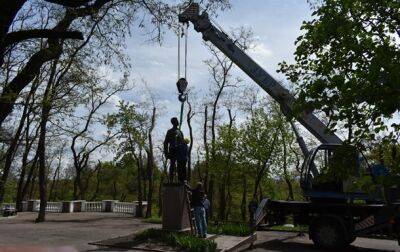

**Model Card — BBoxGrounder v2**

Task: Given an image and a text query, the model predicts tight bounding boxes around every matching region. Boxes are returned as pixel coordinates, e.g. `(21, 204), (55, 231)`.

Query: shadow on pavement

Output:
(86, 247), (132, 252)
(247, 237), (396, 252)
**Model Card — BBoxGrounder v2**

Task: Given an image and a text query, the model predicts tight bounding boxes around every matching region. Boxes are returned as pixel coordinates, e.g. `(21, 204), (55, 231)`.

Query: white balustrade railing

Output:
(45, 202), (62, 212)
(113, 202), (136, 214)
(1, 203), (16, 210)
(85, 201), (103, 212)
(1, 200), (147, 214)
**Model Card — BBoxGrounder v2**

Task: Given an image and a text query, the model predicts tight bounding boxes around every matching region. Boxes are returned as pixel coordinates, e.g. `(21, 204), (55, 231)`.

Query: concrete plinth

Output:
(162, 184), (190, 231)
(73, 200), (86, 212)
(102, 200), (118, 212)
(62, 201), (73, 213)
(27, 200), (40, 212)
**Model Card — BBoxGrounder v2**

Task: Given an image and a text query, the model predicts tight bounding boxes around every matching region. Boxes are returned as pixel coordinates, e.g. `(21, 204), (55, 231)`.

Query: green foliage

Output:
(144, 215), (162, 224)
(266, 225), (308, 233)
(135, 228), (217, 252)
(238, 107), (279, 165)
(108, 101), (150, 158)
(208, 223), (251, 236)
(279, 0), (400, 142)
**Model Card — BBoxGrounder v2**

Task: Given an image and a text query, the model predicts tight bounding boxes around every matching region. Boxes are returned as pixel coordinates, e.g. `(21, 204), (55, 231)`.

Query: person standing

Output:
(163, 117), (184, 182)
(203, 194), (211, 221)
(189, 182), (207, 238)
(176, 138), (189, 183)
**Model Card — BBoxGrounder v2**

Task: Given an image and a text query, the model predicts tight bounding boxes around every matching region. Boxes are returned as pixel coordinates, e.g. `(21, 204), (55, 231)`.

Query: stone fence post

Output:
(72, 200), (86, 212)
(62, 201), (73, 213)
(27, 200), (40, 212)
(102, 200), (118, 212)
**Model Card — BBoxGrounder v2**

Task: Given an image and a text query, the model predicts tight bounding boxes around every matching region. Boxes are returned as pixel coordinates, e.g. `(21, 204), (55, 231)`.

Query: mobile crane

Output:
(179, 3), (400, 249)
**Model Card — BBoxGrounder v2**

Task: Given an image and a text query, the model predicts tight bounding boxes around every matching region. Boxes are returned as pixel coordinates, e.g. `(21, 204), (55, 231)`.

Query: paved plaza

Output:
(0, 213), (398, 251)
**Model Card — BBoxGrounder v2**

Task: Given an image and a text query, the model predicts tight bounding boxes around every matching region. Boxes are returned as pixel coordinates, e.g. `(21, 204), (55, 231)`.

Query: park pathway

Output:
(0, 213), (398, 251)
(0, 212), (158, 251)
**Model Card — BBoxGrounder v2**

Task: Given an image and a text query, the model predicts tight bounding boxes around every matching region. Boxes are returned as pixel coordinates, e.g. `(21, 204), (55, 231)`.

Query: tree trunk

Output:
(143, 174), (147, 201)
(225, 189), (232, 220)
(208, 175), (214, 219)
(112, 181), (117, 200)
(186, 97), (194, 182)
(145, 150), (154, 218)
(90, 162), (101, 201)
(0, 0), (27, 67)
(240, 176), (247, 221)
(36, 104), (50, 222)
(203, 106), (209, 190)
(146, 107), (156, 218)
(16, 154), (38, 211)
(218, 180), (226, 220)
(210, 83), (226, 161)
(252, 135), (277, 199)
(73, 169), (81, 200)
(35, 59), (58, 222)
(135, 151), (143, 217)
(16, 118), (39, 211)
(29, 171), (37, 200)
(281, 132), (294, 201)
(0, 79), (37, 202)
(49, 163), (61, 201)
(218, 108), (234, 220)
(158, 154), (168, 217)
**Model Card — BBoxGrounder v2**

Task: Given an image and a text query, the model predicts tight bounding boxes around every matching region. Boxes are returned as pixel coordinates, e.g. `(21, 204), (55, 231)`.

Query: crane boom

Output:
(179, 3), (342, 145)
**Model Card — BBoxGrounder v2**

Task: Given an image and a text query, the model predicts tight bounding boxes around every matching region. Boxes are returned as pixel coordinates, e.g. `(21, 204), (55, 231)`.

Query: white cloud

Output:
(250, 42), (273, 58)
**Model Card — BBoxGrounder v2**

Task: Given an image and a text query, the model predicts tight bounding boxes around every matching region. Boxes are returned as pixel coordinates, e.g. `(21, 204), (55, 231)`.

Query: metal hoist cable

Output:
(176, 23), (189, 130)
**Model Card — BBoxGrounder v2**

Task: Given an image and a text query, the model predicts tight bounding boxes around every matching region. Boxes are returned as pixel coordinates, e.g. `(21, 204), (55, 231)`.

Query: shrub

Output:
(144, 215), (162, 224)
(135, 228), (217, 252)
(208, 223), (251, 236)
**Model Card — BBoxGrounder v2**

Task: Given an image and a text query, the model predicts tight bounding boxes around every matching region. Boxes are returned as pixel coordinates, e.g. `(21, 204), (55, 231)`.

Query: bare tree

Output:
(185, 91), (197, 182)
(145, 106), (156, 218)
(70, 81), (125, 200)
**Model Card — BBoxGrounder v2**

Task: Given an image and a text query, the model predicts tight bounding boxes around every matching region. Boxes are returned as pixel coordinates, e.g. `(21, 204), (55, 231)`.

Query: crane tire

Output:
(309, 216), (351, 250)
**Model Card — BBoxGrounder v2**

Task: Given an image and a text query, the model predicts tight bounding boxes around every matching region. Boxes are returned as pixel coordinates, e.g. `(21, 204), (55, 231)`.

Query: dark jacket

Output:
(190, 188), (205, 208)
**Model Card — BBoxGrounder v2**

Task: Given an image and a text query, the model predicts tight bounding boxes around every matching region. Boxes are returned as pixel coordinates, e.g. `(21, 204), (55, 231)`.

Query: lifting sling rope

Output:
(176, 23), (189, 130)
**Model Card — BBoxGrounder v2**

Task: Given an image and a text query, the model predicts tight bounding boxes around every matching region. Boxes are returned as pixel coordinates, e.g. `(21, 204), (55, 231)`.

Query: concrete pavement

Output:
(0, 213), (398, 251)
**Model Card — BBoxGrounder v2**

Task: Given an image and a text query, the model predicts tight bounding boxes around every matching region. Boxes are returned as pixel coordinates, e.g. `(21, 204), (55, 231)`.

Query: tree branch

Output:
(5, 29), (83, 47)
(44, 0), (92, 7)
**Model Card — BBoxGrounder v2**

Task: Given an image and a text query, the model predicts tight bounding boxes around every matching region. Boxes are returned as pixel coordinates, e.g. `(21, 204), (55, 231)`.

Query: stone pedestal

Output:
(27, 200), (40, 212)
(102, 200), (118, 212)
(21, 201), (27, 212)
(162, 184), (190, 231)
(62, 201), (73, 213)
(72, 200), (86, 212)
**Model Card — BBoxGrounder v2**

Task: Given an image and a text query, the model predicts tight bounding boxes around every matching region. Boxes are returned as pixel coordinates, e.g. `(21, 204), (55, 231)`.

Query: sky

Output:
(99, 0), (314, 158)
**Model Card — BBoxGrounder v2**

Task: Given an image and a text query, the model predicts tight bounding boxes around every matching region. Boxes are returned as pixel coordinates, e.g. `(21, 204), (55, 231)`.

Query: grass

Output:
(208, 223), (252, 237)
(263, 225), (308, 233)
(144, 215), (162, 224)
(135, 228), (217, 252)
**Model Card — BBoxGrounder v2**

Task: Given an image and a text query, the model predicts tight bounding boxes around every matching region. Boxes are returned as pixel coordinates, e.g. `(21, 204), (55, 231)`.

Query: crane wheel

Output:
(309, 216), (351, 250)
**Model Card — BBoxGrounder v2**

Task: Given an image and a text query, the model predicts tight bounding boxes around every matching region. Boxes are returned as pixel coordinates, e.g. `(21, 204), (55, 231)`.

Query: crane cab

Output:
(300, 144), (373, 202)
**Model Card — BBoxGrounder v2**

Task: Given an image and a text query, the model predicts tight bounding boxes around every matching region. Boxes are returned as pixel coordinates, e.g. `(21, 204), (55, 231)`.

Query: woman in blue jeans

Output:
(190, 182), (207, 238)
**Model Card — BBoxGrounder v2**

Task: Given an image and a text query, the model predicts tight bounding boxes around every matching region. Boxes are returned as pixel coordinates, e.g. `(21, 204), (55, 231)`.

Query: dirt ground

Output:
(0, 213), (399, 252)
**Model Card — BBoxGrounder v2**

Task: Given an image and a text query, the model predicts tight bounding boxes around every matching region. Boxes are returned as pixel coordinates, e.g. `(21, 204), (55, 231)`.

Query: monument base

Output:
(162, 183), (190, 231)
